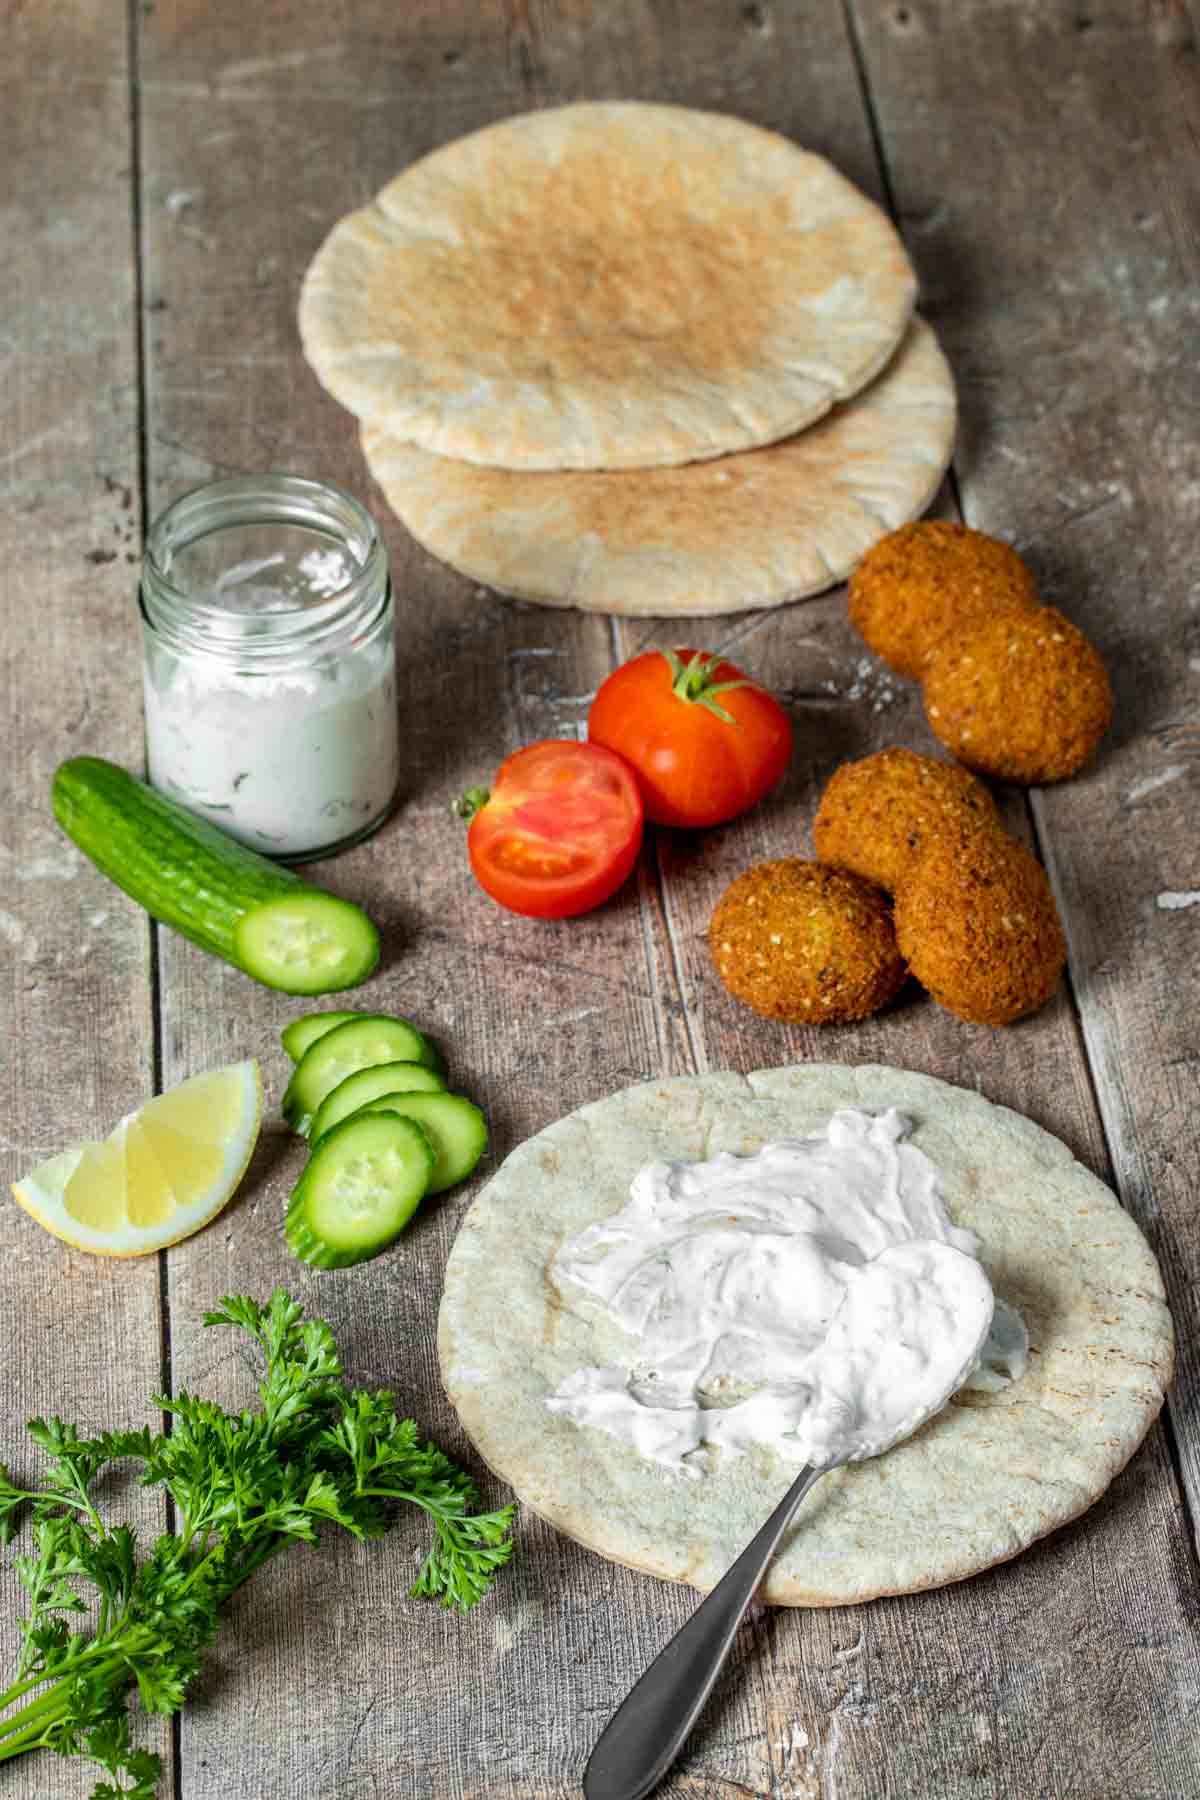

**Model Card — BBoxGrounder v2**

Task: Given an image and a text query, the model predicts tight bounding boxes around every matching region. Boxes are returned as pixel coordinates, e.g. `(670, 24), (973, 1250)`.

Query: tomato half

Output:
(464, 739), (644, 919)
(587, 649), (792, 829)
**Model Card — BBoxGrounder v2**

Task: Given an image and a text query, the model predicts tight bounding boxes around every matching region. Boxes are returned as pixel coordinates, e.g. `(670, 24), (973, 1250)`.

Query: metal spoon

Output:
(582, 1241), (997, 1800)
(581, 1459), (826, 1800)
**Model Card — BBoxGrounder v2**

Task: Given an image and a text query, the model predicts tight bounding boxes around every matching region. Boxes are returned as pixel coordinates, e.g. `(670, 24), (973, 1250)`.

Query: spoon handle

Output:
(582, 1463), (825, 1800)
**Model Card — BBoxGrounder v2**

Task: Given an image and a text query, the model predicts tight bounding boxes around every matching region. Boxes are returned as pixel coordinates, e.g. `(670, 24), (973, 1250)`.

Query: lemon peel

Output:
(11, 1061), (261, 1257)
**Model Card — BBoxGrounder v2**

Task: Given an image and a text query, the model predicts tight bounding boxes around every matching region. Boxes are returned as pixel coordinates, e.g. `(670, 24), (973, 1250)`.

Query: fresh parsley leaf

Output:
(0, 1290), (515, 1795)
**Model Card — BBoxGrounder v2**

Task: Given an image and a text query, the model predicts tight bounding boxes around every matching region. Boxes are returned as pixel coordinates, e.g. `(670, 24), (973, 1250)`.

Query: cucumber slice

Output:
(309, 1060), (448, 1145)
(356, 1093), (487, 1194)
(283, 1015), (443, 1135)
(281, 1011), (361, 1064)
(235, 894), (380, 996)
(286, 1112), (434, 1268)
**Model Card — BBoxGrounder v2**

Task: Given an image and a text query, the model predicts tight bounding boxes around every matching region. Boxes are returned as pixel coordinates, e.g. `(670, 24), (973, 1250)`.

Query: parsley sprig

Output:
(0, 1289), (515, 1796)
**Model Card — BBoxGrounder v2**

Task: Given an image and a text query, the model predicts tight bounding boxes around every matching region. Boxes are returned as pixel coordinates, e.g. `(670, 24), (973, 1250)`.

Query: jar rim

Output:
(141, 473), (388, 655)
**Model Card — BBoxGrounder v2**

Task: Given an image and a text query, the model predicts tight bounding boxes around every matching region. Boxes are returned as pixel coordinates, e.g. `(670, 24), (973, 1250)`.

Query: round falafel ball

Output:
(894, 833), (1066, 1025)
(708, 860), (907, 1024)
(813, 747), (1000, 893)
(848, 520), (1039, 680)
(922, 605), (1112, 783)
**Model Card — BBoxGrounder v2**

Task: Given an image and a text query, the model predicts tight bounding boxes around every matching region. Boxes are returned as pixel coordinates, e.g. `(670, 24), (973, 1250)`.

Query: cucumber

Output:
(354, 1093), (487, 1194)
(281, 1011), (361, 1063)
(308, 1060), (448, 1145)
(237, 897), (380, 997)
(52, 757), (379, 995)
(286, 1112), (434, 1267)
(283, 1015), (443, 1135)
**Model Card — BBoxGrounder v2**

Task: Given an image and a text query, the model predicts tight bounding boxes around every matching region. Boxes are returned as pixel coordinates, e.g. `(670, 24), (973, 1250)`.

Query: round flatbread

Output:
(438, 1065), (1173, 1605)
(300, 102), (917, 471)
(361, 319), (955, 616)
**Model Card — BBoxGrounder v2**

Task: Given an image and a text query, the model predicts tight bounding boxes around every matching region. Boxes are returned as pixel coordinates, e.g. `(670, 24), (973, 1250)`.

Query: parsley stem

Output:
(0, 1666), (73, 1710)
(0, 1288), (516, 1792)
(3, 1679), (97, 1728)
(359, 1485), (481, 1523)
(1, 1628), (143, 1714)
(0, 1684), (73, 1757)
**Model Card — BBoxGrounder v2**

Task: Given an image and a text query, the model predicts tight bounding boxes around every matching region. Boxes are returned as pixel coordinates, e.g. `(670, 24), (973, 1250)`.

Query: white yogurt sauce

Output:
(143, 547), (398, 857)
(546, 1108), (1028, 1475)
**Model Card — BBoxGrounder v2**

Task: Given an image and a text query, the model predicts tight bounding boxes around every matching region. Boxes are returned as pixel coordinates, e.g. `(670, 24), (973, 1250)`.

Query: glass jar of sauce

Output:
(139, 474), (399, 863)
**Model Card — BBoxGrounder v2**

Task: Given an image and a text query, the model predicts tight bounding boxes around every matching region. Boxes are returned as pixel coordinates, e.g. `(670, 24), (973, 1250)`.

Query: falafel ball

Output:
(813, 747), (1000, 893)
(923, 605), (1112, 783)
(708, 860), (906, 1024)
(848, 520), (1039, 680)
(893, 833), (1066, 1025)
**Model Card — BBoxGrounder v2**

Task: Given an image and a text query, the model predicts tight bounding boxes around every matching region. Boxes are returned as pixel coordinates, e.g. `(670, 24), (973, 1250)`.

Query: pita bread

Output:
(300, 103), (917, 471)
(438, 1065), (1172, 1605)
(361, 319), (954, 616)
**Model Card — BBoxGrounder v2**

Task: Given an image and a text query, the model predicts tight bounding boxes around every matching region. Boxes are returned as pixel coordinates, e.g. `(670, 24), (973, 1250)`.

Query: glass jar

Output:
(140, 474), (399, 863)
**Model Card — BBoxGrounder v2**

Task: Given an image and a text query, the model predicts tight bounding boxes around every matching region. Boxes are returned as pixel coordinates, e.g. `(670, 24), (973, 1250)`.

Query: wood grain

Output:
(2, 0), (1197, 1795)
(623, 4), (1200, 1790)
(138, 3), (700, 1795)
(848, 0), (1200, 1568)
(0, 2), (171, 1794)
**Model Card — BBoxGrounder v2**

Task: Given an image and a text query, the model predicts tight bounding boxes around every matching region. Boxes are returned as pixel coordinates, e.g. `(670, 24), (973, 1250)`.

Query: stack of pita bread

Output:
(300, 103), (956, 618)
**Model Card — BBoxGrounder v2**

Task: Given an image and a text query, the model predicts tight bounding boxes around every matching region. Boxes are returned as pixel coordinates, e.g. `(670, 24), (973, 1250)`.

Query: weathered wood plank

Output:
(136, 3), (712, 1795)
(847, 0), (1200, 1541)
(959, 2), (1200, 1524)
(617, 3), (1200, 1797)
(142, 0), (1200, 1793)
(135, 1), (915, 1791)
(0, 3), (171, 1794)
(8, 0), (1191, 1796)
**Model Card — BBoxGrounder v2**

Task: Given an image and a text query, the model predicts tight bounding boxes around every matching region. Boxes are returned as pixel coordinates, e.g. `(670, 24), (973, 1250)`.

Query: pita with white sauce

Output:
(361, 318), (955, 616)
(299, 103), (917, 471)
(438, 1065), (1173, 1605)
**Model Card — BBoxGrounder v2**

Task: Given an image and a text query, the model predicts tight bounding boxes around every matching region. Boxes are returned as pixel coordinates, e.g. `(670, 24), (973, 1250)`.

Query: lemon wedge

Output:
(12, 1061), (262, 1256)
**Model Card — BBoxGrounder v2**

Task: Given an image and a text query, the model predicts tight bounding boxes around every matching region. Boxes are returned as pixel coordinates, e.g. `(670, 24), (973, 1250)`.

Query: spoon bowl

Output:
(582, 1238), (997, 1800)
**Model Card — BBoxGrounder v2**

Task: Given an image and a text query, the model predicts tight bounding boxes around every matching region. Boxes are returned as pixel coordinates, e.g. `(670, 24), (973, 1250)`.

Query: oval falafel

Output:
(893, 833), (1066, 1025)
(813, 747), (1000, 893)
(922, 605), (1112, 784)
(848, 519), (1039, 680)
(708, 860), (907, 1024)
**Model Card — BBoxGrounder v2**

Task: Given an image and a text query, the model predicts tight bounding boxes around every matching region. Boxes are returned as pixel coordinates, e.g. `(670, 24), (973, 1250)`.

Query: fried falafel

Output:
(848, 520), (1039, 680)
(708, 860), (906, 1024)
(893, 832), (1066, 1025)
(813, 747), (1000, 893)
(922, 605), (1112, 784)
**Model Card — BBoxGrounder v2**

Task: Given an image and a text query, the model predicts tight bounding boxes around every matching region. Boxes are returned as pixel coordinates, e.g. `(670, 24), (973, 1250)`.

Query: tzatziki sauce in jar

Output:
(140, 474), (399, 861)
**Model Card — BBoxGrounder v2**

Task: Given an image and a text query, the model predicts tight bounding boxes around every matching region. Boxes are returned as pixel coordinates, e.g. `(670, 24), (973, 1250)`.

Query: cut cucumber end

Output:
(286, 1113), (434, 1267)
(236, 894), (380, 996)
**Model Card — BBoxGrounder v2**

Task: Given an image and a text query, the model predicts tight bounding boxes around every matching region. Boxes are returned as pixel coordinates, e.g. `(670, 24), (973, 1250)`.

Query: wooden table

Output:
(4, 2), (1198, 1795)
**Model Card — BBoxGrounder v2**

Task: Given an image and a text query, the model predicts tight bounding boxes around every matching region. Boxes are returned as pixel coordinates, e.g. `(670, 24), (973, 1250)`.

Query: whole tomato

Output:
(587, 649), (792, 828)
(460, 739), (644, 919)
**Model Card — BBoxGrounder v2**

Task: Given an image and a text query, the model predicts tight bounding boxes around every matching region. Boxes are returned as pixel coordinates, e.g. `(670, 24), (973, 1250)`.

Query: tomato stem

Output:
(454, 787), (490, 823)
(661, 650), (751, 724)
